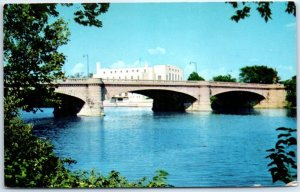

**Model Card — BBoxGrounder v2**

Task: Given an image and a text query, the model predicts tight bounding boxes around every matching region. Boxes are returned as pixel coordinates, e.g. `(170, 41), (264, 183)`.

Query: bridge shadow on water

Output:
(212, 108), (261, 116)
(212, 108), (297, 117)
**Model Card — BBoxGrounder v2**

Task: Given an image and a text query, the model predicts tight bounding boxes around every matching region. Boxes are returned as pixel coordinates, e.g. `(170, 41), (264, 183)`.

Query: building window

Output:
(166, 75), (168, 80)
(131, 76), (133, 79)
(137, 76), (139, 80)
(126, 70), (128, 73)
(158, 75), (161, 80)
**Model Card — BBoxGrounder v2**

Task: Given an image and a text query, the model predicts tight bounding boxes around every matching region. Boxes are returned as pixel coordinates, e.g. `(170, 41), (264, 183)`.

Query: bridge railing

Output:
(101, 78), (208, 86)
(55, 78), (285, 89)
(101, 79), (284, 88)
(55, 78), (103, 84)
(207, 81), (285, 88)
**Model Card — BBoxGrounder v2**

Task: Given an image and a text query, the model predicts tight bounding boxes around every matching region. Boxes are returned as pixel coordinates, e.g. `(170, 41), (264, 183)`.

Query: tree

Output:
(239, 65), (280, 84)
(212, 74), (236, 82)
(227, 2), (296, 23)
(4, 3), (109, 115)
(187, 72), (205, 81)
(284, 76), (296, 108)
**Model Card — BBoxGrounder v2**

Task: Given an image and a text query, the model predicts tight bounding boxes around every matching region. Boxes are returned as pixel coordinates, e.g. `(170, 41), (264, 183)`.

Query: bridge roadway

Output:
(54, 78), (287, 116)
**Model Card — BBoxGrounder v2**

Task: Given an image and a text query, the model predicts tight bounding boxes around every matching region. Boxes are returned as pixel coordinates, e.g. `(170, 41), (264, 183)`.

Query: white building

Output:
(93, 62), (183, 81)
(93, 62), (184, 107)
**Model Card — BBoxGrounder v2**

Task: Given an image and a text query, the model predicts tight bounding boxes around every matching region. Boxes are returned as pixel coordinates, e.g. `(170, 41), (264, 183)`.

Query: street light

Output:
(83, 54), (89, 78)
(189, 61), (197, 73)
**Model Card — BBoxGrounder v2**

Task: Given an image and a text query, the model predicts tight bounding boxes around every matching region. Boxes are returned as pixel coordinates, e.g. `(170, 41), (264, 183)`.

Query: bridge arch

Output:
(55, 88), (87, 101)
(211, 88), (266, 98)
(103, 86), (199, 100)
(103, 87), (197, 112)
(53, 93), (85, 117)
(210, 90), (266, 111)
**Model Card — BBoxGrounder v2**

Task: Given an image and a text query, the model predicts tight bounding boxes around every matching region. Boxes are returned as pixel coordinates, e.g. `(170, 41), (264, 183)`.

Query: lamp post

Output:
(189, 61), (197, 73)
(83, 54), (89, 78)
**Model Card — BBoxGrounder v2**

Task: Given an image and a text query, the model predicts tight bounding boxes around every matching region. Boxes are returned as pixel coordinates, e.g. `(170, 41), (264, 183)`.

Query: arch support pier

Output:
(77, 84), (105, 116)
(186, 86), (212, 111)
(54, 79), (105, 117)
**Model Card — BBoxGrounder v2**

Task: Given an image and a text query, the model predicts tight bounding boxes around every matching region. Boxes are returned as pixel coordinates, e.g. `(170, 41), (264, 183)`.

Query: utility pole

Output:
(83, 54), (89, 78)
(190, 61), (197, 73)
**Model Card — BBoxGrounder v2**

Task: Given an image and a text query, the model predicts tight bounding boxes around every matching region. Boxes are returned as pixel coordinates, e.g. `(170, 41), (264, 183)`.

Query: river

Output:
(21, 107), (296, 187)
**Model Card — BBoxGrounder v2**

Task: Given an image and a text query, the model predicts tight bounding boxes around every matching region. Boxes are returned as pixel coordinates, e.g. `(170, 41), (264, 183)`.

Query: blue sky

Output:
(59, 2), (296, 80)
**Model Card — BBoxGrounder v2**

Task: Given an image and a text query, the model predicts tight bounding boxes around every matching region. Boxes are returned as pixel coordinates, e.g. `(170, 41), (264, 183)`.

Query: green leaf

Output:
(266, 148), (275, 152)
(287, 151), (296, 157)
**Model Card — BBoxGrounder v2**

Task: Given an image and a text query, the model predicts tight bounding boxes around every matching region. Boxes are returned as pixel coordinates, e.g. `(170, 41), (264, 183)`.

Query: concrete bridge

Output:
(54, 78), (287, 116)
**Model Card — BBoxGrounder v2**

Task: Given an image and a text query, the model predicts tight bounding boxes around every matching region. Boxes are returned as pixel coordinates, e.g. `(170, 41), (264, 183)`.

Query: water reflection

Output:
(212, 108), (261, 115)
(286, 108), (297, 117)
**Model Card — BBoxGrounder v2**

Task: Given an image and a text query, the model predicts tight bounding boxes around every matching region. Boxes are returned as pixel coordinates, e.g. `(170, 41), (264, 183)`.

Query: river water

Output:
(21, 107), (296, 187)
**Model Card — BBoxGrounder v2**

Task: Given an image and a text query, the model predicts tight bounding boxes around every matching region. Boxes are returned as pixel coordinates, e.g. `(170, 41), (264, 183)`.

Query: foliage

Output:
(3, 3), (109, 114)
(212, 74), (236, 82)
(227, 1), (296, 23)
(4, 117), (65, 187)
(266, 127), (297, 184)
(50, 169), (170, 188)
(239, 65), (280, 84)
(4, 4), (68, 113)
(187, 72), (205, 81)
(283, 76), (296, 108)
(74, 3), (109, 27)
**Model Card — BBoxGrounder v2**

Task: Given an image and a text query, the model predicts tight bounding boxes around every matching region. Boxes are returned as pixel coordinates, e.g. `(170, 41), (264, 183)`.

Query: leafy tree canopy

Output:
(283, 75), (296, 107)
(212, 74), (236, 82)
(187, 72), (205, 81)
(227, 1), (296, 23)
(4, 3), (109, 115)
(239, 65), (280, 84)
